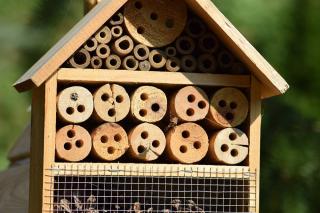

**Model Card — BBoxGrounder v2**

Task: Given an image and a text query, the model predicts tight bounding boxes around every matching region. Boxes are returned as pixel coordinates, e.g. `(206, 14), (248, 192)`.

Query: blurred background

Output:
(0, 0), (319, 212)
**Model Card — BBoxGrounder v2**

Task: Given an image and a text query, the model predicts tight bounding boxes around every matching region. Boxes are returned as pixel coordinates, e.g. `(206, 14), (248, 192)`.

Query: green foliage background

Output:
(0, 0), (319, 212)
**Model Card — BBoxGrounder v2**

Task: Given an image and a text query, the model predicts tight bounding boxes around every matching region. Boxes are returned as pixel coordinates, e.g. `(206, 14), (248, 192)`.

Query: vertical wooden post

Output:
(249, 76), (262, 213)
(84, 0), (98, 14)
(29, 74), (57, 213)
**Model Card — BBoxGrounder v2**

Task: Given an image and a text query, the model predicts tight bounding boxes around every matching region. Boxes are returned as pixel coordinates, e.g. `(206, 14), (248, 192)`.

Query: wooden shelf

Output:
(57, 68), (251, 88)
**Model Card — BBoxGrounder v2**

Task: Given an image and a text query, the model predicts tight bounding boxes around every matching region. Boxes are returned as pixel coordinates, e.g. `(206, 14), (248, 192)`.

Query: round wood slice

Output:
(56, 125), (92, 162)
(208, 128), (249, 165)
(124, 0), (187, 47)
(131, 86), (167, 123)
(57, 86), (94, 123)
(128, 123), (166, 161)
(166, 123), (209, 164)
(93, 84), (130, 122)
(91, 123), (129, 161)
(207, 87), (249, 128)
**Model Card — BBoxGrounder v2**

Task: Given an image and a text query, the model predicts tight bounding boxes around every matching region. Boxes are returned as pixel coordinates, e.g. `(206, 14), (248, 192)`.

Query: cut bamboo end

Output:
(95, 26), (112, 44)
(149, 49), (167, 69)
(112, 35), (134, 57)
(91, 123), (129, 161)
(128, 123), (166, 161)
(175, 36), (195, 55)
(131, 86), (167, 123)
(123, 0), (187, 47)
(109, 12), (124, 26)
(166, 123), (209, 164)
(198, 33), (219, 53)
(122, 55), (139, 71)
(186, 18), (206, 38)
(56, 125), (92, 162)
(165, 46), (177, 57)
(106, 54), (121, 70)
(91, 56), (103, 69)
(207, 88), (249, 128)
(96, 44), (110, 59)
(69, 48), (91, 68)
(57, 86), (93, 123)
(218, 50), (235, 69)
(208, 128), (249, 165)
(139, 60), (151, 71)
(111, 26), (123, 39)
(181, 55), (197, 73)
(166, 57), (181, 72)
(93, 84), (130, 122)
(133, 44), (150, 61)
(198, 54), (217, 73)
(170, 86), (209, 122)
(84, 37), (98, 52)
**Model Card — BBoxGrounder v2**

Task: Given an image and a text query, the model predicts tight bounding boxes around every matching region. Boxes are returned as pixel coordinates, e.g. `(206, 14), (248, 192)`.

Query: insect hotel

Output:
(13, 0), (289, 212)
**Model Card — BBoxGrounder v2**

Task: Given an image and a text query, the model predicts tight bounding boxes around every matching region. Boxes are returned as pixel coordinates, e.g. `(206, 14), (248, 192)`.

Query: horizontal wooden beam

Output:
(57, 68), (251, 88)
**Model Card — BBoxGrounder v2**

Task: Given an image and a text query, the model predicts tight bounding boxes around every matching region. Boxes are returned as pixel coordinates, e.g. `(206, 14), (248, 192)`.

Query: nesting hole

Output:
(140, 93), (148, 101)
(110, 59), (118, 66)
(152, 140), (160, 148)
(77, 105), (85, 113)
(66, 107), (74, 115)
(137, 27), (145, 34)
(119, 40), (130, 50)
(111, 14), (121, 22)
(101, 135), (108, 143)
(67, 130), (75, 138)
(135, 1), (142, 9)
(187, 94), (195, 103)
(218, 100), (227, 107)
(141, 131), (149, 139)
(170, 61), (177, 67)
(229, 133), (237, 141)
(137, 48), (146, 57)
(180, 145), (187, 153)
(182, 130), (190, 139)
(75, 140), (83, 148)
(113, 28), (120, 35)
(167, 48), (175, 56)
(114, 134), (122, 142)
(185, 59), (193, 67)
(186, 108), (195, 116)
(193, 141), (201, 149)
(198, 101), (207, 109)
(86, 39), (95, 48)
(139, 109), (147, 117)
(108, 108), (116, 117)
(64, 142), (72, 151)
(115, 95), (124, 103)
(231, 149), (239, 157)
(74, 52), (87, 65)
(221, 144), (229, 152)
(230, 102), (238, 109)
(179, 39), (192, 51)
(150, 12), (158, 20)
(107, 146), (115, 154)
(221, 52), (232, 64)
(153, 53), (163, 63)
(203, 37), (216, 50)
(151, 103), (160, 112)
(99, 31), (106, 38)
(137, 145), (146, 154)
(165, 19), (174, 28)
(101, 93), (109, 102)
(99, 47), (107, 55)
(126, 58), (137, 68)
(203, 59), (212, 69)
(93, 59), (101, 66)
(226, 112), (234, 121)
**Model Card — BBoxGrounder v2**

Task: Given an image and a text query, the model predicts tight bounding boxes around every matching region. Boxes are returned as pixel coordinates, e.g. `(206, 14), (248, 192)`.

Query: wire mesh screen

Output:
(47, 164), (256, 213)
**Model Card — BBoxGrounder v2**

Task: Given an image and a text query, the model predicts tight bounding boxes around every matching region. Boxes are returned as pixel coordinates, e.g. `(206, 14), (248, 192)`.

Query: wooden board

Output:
(57, 68), (251, 88)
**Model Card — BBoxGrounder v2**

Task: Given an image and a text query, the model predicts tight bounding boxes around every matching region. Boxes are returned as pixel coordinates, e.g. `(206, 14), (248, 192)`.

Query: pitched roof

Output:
(13, 0), (289, 98)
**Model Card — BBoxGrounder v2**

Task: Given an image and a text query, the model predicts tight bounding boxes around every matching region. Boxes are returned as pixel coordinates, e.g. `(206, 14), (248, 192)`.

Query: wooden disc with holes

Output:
(208, 128), (249, 165)
(131, 86), (167, 123)
(124, 0), (187, 47)
(56, 125), (92, 162)
(170, 86), (209, 122)
(207, 88), (249, 128)
(128, 123), (166, 161)
(91, 123), (129, 161)
(93, 84), (130, 122)
(166, 123), (209, 164)
(57, 86), (94, 123)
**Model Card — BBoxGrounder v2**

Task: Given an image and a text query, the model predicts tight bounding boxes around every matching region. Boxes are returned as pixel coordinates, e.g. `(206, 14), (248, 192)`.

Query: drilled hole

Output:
(152, 140), (160, 148)
(66, 107), (74, 115)
(193, 141), (201, 149)
(119, 40), (130, 50)
(135, 1), (142, 9)
(218, 100), (226, 107)
(67, 130), (75, 138)
(180, 145), (187, 153)
(107, 146), (115, 154)
(64, 142), (72, 151)
(108, 108), (116, 117)
(231, 149), (239, 157)
(165, 19), (174, 28)
(139, 109), (147, 117)
(94, 59), (100, 66)
(140, 93), (148, 101)
(182, 130), (190, 138)
(137, 27), (145, 34)
(115, 95), (124, 103)
(230, 102), (238, 109)
(229, 133), (237, 141)
(137, 145), (146, 154)
(75, 140), (83, 148)
(77, 105), (85, 113)
(150, 12), (158, 20)
(198, 101), (206, 109)
(221, 144), (229, 152)
(101, 135), (108, 143)
(151, 103), (160, 112)
(101, 93), (109, 101)
(114, 134), (122, 142)
(226, 112), (234, 121)
(141, 131), (148, 139)
(186, 108), (195, 116)
(187, 94), (195, 103)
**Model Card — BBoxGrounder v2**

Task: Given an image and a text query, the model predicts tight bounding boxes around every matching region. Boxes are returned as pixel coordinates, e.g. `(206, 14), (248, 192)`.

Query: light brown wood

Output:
(170, 86), (209, 122)
(218, 50), (234, 69)
(8, 123), (31, 163)
(133, 44), (150, 61)
(69, 48), (91, 68)
(197, 53), (217, 73)
(57, 68), (252, 88)
(208, 128), (249, 165)
(198, 33), (219, 53)
(186, 17), (206, 38)
(91, 123), (129, 161)
(149, 49), (167, 69)
(109, 12), (124, 25)
(206, 87), (249, 128)
(130, 86), (167, 123)
(127, 123), (166, 162)
(139, 60), (151, 71)
(84, 37), (98, 52)
(91, 56), (103, 69)
(111, 25), (123, 38)
(112, 35), (134, 57)
(165, 57), (181, 72)
(124, 0), (187, 47)
(175, 36), (195, 55)
(93, 84), (130, 122)
(105, 54), (121, 69)
(57, 86), (94, 123)
(95, 26), (112, 44)
(96, 44), (110, 58)
(56, 125), (92, 162)
(181, 55), (197, 72)
(122, 55), (139, 70)
(166, 123), (209, 164)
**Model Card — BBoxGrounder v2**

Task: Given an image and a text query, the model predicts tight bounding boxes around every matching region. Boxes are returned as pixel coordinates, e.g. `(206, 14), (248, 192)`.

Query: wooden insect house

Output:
(13, 0), (289, 212)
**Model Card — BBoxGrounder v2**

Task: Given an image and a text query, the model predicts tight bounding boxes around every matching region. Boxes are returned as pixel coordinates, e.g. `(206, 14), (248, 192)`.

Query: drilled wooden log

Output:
(56, 125), (92, 162)
(175, 36), (195, 55)
(91, 56), (103, 69)
(109, 12), (124, 25)
(106, 54), (121, 70)
(208, 128), (249, 165)
(198, 54), (217, 73)
(149, 49), (167, 69)
(166, 123), (209, 164)
(95, 26), (112, 44)
(57, 86), (94, 123)
(206, 88), (249, 128)
(91, 123), (129, 161)
(166, 57), (181, 72)
(186, 17), (206, 38)
(170, 86), (209, 122)
(112, 35), (134, 57)
(218, 50), (234, 69)
(181, 55), (197, 73)
(96, 44), (110, 59)
(84, 37), (98, 52)
(198, 33), (219, 53)
(124, 0), (187, 47)
(139, 60), (151, 71)
(131, 86), (167, 123)
(165, 46), (177, 57)
(69, 48), (91, 68)
(93, 84), (130, 122)
(127, 123), (166, 161)
(133, 44), (150, 61)
(122, 55), (139, 71)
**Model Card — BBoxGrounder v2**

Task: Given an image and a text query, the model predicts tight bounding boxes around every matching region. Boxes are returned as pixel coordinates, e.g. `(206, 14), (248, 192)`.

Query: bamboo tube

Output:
(90, 56), (103, 69)
(181, 55), (197, 72)
(95, 26), (112, 44)
(84, 37), (98, 52)
(166, 123), (209, 164)
(93, 84), (130, 122)
(96, 44), (110, 59)
(185, 18), (206, 38)
(197, 54), (217, 73)
(109, 12), (124, 25)
(56, 125), (92, 162)
(149, 49), (167, 69)
(131, 86), (167, 123)
(139, 60), (151, 71)
(170, 86), (209, 122)
(206, 88), (249, 128)
(165, 46), (177, 57)
(57, 86), (94, 123)
(111, 26), (123, 39)
(69, 48), (91, 68)
(122, 55), (139, 71)
(175, 36), (195, 55)
(127, 123), (166, 161)
(198, 33), (219, 54)
(133, 44), (150, 61)
(166, 57), (181, 72)
(106, 54), (121, 70)
(208, 128), (249, 165)
(218, 50), (235, 69)
(112, 35), (134, 57)
(91, 123), (129, 161)
(231, 62), (247, 74)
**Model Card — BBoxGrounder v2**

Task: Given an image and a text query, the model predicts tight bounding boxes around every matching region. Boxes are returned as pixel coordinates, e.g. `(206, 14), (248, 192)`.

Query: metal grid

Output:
(45, 164), (256, 213)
